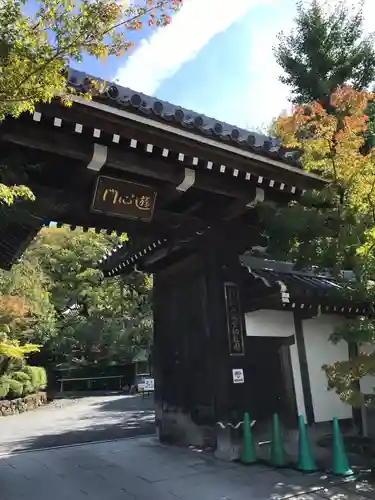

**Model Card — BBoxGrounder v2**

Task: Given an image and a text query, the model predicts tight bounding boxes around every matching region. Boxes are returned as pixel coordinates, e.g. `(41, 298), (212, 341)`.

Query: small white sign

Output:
(232, 369), (244, 384)
(144, 378), (155, 392)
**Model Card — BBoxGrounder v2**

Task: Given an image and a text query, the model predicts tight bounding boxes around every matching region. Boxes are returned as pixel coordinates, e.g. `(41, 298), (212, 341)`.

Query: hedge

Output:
(36, 367), (47, 389)
(0, 366), (47, 400)
(22, 380), (34, 396)
(7, 379), (23, 398)
(0, 377), (10, 398)
(11, 371), (30, 384)
(23, 366), (47, 391)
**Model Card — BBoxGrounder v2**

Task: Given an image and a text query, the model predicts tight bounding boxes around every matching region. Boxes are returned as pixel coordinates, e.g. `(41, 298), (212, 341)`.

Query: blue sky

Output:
(56, 0), (375, 131)
(78, 0), (296, 131)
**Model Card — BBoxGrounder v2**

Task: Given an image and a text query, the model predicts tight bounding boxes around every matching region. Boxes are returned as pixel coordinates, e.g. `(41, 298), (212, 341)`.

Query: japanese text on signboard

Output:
(91, 176), (157, 221)
(224, 282), (245, 356)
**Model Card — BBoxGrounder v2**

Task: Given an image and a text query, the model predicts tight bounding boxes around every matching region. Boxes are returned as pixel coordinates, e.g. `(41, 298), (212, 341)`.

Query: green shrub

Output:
(0, 376), (10, 398)
(23, 366), (38, 388)
(11, 371), (30, 384)
(36, 367), (47, 389)
(22, 380), (34, 396)
(7, 379), (23, 398)
(23, 366), (47, 391)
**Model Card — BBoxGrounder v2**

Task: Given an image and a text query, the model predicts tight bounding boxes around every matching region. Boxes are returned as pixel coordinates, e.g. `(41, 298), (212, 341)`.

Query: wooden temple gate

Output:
(0, 68), (326, 448)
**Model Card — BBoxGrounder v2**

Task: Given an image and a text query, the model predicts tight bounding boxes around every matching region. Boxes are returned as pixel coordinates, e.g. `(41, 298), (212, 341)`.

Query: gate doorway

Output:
(245, 336), (297, 429)
(0, 67), (324, 448)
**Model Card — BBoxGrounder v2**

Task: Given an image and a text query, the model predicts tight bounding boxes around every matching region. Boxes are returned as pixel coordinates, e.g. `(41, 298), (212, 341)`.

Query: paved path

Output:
(0, 394), (155, 455)
(0, 435), (371, 500)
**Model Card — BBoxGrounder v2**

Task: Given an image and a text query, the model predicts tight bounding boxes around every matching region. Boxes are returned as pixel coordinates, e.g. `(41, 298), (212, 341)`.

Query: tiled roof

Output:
(240, 256), (369, 314)
(67, 68), (302, 169)
(247, 267), (346, 297)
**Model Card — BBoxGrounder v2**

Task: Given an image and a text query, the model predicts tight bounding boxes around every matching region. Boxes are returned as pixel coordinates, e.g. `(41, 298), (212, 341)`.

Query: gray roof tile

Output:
(67, 68), (302, 167)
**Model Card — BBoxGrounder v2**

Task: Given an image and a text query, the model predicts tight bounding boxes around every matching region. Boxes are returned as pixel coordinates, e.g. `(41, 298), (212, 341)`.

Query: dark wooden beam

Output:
(153, 186), (188, 212)
(29, 182), (215, 235)
(2, 121), (287, 203)
(139, 221), (264, 272)
(100, 207), (267, 276)
(140, 246), (196, 275)
(0, 213), (43, 269)
(222, 198), (255, 221)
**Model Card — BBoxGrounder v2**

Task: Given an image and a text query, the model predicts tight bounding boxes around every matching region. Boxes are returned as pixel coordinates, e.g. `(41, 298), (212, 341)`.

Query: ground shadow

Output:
(52, 390), (127, 400)
(92, 393), (154, 413)
(6, 416), (156, 453)
(1, 394), (156, 454)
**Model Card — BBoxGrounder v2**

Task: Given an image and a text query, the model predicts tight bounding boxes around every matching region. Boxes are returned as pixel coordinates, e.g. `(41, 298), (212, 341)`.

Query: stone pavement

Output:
(0, 436), (374, 500)
(0, 394), (154, 454)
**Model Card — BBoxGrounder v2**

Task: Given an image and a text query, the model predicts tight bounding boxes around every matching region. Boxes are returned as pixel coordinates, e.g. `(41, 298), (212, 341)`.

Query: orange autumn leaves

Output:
(275, 87), (375, 213)
(0, 296), (30, 332)
(125, 0), (182, 30)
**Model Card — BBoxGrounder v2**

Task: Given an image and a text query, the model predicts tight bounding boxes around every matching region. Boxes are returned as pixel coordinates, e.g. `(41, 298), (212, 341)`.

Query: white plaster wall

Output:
(359, 343), (375, 394)
(303, 315), (352, 422)
(245, 310), (294, 338)
(245, 310), (306, 419)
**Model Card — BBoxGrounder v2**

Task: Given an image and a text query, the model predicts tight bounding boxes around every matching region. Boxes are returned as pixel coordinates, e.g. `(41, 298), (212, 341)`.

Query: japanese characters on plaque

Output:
(224, 282), (245, 356)
(91, 176), (157, 221)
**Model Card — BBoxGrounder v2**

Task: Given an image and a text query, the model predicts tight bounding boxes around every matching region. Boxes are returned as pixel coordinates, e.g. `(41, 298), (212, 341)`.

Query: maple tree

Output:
(260, 86), (375, 407)
(275, 87), (375, 213)
(0, 0), (182, 205)
(0, 0), (182, 120)
(0, 295), (28, 331)
(0, 253), (57, 345)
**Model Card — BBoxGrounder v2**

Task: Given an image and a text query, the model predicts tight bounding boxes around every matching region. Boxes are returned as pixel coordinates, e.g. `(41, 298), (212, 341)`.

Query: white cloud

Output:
(115, 0), (275, 94)
(114, 0), (375, 129)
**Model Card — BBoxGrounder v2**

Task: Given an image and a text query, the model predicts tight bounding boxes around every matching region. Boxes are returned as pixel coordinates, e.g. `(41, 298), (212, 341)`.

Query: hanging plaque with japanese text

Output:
(224, 282), (245, 356)
(91, 176), (157, 222)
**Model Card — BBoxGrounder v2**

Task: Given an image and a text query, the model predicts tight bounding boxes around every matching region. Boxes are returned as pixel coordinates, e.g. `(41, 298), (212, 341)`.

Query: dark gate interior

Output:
(153, 255), (216, 426)
(244, 336), (297, 428)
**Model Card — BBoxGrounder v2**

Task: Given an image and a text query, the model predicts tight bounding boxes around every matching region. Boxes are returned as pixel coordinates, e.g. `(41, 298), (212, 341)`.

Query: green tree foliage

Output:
(271, 3), (375, 407)
(0, 332), (40, 381)
(0, 227), (153, 373)
(25, 227), (118, 315)
(364, 98), (375, 150)
(0, 261), (56, 344)
(0, 336), (39, 362)
(274, 0), (375, 107)
(0, 0), (182, 120)
(267, 87), (375, 407)
(0, 0), (183, 205)
(24, 227), (153, 367)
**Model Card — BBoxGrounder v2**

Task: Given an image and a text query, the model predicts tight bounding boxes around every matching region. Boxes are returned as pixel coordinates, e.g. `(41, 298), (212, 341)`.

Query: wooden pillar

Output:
(153, 232), (247, 448)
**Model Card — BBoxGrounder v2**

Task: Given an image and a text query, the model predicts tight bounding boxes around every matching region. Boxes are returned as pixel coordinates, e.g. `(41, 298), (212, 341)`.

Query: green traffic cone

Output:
(270, 413), (286, 467)
(332, 417), (353, 476)
(241, 412), (257, 464)
(297, 415), (317, 472)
